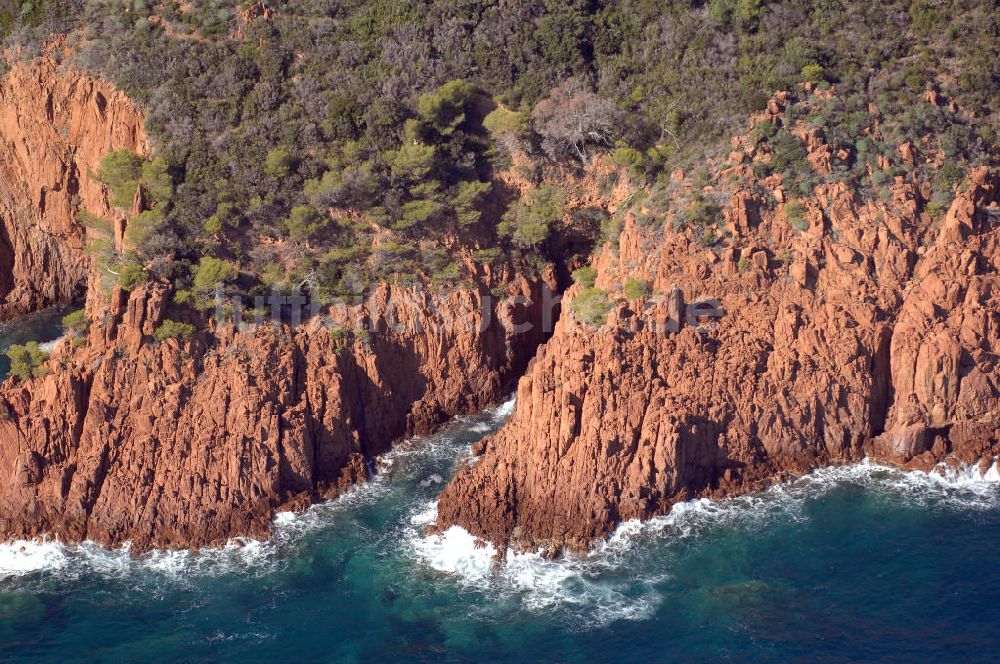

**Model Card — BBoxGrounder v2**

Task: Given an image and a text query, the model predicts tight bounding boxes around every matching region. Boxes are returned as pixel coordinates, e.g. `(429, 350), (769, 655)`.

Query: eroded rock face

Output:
(0, 55), (146, 319)
(0, 268), (555, 550)
(437, 161), (1000, 552)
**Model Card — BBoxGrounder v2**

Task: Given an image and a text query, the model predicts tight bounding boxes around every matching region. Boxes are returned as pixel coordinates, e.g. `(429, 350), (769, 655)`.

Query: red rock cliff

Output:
(437, 117), (1000, 552)
(0, 56), (587, 551)
(0, 55), (147, 319)
(0, 264), (555, 549)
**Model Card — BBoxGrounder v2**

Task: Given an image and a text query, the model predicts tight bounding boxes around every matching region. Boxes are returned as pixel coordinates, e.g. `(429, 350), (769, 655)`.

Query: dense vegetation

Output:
(5, 341), (49, 381)
(2, 0), (997, 310)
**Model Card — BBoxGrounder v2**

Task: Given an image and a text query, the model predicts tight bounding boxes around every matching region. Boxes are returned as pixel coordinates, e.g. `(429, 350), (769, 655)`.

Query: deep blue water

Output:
(1, 400), (999, 663)
(0, 306), (71, 380)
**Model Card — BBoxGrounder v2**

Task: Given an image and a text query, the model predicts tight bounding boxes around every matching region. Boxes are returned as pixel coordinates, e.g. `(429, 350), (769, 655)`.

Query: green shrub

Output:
(173, 290), (195, 306)
(77, 210), (114, 237)
(284, 206), (328, 239)
(769, 130), (809, 174)
(452, 180), (491, 225)
(498, 185), (566, 248)
(154, 319), (195, 342)
(483, 107), (528, 139)
(784, 201), (809, 230)
(623, 277), (651, 300)
(600, 214), (625, 248)
(611, 144), (647, 180)
(397, 198), (443, 230)
(417, 79), (476, 133)
(204, 202), (239, 234)
(472, 247), (503, 265)
(203, 215), (224, 235)
(924, 188), (953, 218)
(571, 266), (598, 288)
(96, 149), (143, 208)
(192, 257), (238, 294)
(61, 309), (89, 336)
(264, 148), (294, 177)
(571, 287), (612, 326)
(125, 209), (163, 247)
(118, 262), (147, 290)
(684, 197), (721, 226)
(754, 120), (778, 141)
(6, 342), (49, 381)
(140, 156), (174, 204)
(801, 63), (826, 84)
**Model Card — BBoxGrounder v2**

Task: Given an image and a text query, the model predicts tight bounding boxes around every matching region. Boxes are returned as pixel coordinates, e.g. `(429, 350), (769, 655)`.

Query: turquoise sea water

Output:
(1, 399), (999, 663)
(0, 306), (71, 380)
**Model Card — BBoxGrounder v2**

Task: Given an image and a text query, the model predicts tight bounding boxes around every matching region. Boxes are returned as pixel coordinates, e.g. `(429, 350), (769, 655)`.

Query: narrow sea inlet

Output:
(0, 306), (70, 380)
(1, 399), (999, 662)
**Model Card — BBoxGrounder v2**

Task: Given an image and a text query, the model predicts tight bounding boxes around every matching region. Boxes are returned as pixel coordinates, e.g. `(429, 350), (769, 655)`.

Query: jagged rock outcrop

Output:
(0, 53), (146, 319)
(438, 142), (1000, 551)
(0, 267), (556, 549)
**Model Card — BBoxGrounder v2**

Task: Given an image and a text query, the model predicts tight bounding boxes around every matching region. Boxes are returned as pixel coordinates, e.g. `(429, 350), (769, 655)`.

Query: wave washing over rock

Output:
(0, 399), (1000, 629)
(0, 398), (520, 584)
(415, 458), (1000, 626)
(438, 116), (1000, 552)
(0, 394), (998, 658)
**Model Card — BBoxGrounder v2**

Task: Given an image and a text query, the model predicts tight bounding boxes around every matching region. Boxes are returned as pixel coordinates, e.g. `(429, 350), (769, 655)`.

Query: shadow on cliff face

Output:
(0, 270), (569, 550)
(0, 221), (14, 305)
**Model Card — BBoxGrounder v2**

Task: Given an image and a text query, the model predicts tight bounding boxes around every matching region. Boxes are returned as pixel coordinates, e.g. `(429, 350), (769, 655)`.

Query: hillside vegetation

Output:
(2, 0), (997, 312)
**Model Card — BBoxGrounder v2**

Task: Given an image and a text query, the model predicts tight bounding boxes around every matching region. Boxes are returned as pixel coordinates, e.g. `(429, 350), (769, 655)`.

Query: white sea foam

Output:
(491, 397), (516, 421)
(407, 457), (1000, 626)
(406, 518), (663, 626)
(411, 525), (497, 582)
(405, 498), (662, 626)
(0, 540), (68, 578)
(409, 500), (439, 526)
(0, 535), (286, 585)
(2, 449), (996, 595)
(36, 338), (63, 353)
(23, 392), (999, 632)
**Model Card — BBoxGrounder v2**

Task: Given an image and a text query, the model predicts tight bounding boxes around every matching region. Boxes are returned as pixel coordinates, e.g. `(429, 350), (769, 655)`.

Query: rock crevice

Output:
(437, 163), (1000, 553)
(0, 56), (146, 319)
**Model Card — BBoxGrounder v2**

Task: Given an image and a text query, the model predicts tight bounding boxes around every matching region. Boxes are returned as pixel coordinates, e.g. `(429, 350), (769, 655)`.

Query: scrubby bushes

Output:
(3, 0), (991, 312)
(284, 206), (328, 240)
(499, 185), (566, 247)
(95, 149), (143, 208)
(623, 277), (651, 300)
(6, 342), (48, 381)
(264, 148), (294, 178)
(532, 78), (619, 163)
(571, 266), (597, 288)
(153, 320), (194, 342)
(571, 287), (612, 327)
(61, 309), (88, 336)
(784, 201), (809, 231)
(117, 262), (147, 290)
(683, 197), (722, 227)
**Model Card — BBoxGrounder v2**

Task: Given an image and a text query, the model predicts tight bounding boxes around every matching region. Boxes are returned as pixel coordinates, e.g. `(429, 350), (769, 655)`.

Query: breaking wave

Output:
(0, 397), (519, 586)
(408, 458), (1000, 626)
(3, 386), (998, 632)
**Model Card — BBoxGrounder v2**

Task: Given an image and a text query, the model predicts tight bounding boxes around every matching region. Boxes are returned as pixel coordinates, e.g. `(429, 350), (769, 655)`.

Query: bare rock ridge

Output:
(0, 267), (554, 549)
(0, 55), (567, 551)
(0, 55), (146, 319)
(437, 106), (1000, 551)
(0, 57), (997, 559)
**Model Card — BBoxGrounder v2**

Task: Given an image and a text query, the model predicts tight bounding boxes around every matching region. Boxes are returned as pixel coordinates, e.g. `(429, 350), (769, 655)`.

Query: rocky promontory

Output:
(437, 93), (1000, 553)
